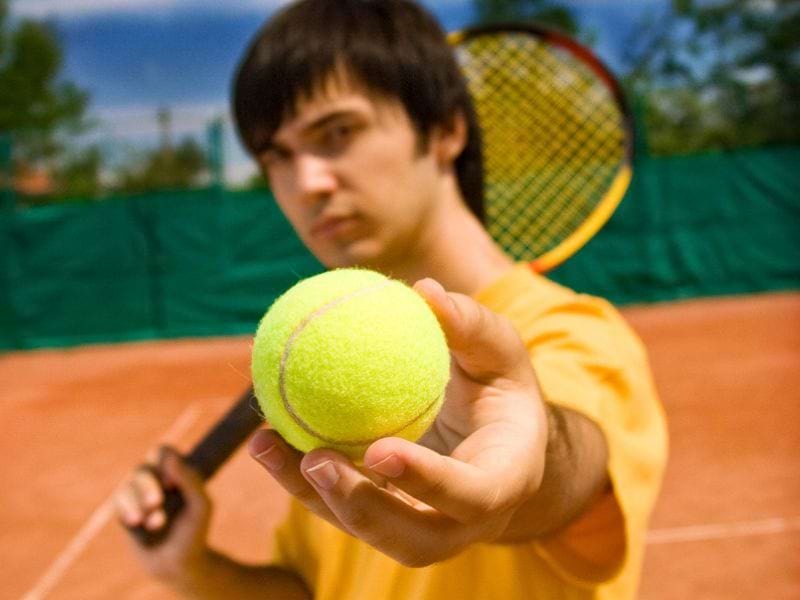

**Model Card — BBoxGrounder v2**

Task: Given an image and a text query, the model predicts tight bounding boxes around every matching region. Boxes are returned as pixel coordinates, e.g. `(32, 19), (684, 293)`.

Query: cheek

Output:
(274, 197), (311, 245)
(360, 156), (435, 216)
(268, 173), (291, 208)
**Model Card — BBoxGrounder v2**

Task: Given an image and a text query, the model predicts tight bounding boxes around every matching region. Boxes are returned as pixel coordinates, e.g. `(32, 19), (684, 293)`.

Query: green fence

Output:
(1, 145), (799, 351)
(551, 145), (800, 303)
(0, 189), (322, 350)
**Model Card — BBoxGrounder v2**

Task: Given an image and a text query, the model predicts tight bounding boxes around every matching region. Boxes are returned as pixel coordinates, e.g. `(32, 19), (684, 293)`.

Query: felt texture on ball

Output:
(251, 268), (450, 461)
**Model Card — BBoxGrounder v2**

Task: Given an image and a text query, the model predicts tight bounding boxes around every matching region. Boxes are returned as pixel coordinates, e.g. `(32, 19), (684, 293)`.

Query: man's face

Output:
(258, 79), (444, 270)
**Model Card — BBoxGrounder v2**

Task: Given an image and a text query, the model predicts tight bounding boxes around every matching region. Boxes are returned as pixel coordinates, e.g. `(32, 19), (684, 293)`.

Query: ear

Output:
(432, 110), (468, 166)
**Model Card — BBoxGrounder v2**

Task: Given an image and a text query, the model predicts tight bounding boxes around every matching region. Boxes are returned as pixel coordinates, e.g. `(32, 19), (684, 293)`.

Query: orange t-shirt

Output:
(272, 264), (668, 599)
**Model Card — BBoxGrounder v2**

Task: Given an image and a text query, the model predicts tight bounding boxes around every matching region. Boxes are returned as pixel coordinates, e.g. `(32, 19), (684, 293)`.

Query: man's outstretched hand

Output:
(248, 278), (548, 568)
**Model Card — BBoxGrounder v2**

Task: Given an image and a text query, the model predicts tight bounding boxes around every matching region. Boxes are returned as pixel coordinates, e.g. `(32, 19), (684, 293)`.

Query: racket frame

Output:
(449, 22), (635, 273)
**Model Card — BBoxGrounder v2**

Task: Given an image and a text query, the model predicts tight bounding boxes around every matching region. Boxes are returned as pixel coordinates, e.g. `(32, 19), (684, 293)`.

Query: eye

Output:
(320, 122), (356, 152)
(261, 146), (291, 168)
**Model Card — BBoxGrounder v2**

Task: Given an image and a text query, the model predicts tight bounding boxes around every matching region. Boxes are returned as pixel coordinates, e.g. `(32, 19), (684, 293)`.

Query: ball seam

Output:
(279, 280), (442, 446)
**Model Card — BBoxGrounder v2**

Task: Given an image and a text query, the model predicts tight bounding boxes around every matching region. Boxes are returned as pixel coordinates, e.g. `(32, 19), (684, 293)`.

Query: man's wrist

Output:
(494, 402), (610, 544)
(166, 547), (220, 595)
(169, 548), (312, 600)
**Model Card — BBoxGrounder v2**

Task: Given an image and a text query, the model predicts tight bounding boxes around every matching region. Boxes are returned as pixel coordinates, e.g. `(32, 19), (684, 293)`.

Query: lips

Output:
(310, 214), (359, 239)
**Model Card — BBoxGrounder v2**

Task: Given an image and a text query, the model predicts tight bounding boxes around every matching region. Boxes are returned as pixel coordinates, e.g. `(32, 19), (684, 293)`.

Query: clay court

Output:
(3, 291), (799, 599)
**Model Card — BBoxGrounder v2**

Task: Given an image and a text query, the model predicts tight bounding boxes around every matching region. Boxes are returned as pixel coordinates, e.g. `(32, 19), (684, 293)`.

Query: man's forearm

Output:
(173, 549), (311, 600)
(495, 403), (610, 543)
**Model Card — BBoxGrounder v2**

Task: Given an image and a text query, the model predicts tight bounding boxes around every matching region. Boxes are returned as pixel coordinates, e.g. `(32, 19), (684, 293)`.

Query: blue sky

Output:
(9, 0), (669, 181)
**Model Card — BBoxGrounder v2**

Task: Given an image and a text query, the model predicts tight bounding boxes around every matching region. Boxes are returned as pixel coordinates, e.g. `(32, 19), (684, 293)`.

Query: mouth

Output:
(310, 214), (360, 240)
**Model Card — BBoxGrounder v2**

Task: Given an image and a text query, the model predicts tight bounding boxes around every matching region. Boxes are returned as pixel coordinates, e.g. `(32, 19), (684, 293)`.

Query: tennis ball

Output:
(251, 269), (450, 462)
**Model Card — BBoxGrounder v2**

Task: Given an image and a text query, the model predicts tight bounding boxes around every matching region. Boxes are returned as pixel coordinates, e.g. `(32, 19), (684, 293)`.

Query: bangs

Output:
(231, 0), (484, 221)
(232, 0), (460, 156)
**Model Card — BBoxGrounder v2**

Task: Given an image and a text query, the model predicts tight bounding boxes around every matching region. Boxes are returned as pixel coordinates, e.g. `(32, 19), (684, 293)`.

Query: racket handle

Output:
(127, 386), (263, 547)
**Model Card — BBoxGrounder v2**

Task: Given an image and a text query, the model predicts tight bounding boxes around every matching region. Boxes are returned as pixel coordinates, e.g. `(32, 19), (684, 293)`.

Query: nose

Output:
(295, 153), (337, 201)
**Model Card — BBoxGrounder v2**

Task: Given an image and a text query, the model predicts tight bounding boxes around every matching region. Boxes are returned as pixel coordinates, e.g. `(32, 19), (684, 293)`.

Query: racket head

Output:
(449, 23), (635, 273)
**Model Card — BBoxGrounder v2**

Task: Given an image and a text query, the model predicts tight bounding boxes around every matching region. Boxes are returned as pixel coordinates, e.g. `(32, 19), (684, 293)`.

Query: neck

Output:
(379, 179), (514, 297)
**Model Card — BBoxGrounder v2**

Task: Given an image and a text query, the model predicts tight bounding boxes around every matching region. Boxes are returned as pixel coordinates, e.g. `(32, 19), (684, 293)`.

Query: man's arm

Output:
(170, 550), (310, 600)
(246, 280), (615, 568)
(494, 402), (611, 543)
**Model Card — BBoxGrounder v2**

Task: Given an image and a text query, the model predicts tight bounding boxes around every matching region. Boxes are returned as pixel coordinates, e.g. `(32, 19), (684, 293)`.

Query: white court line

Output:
(647, 516), (800, 545)
(160, 402), (205, 446)
(23, 392), (798, 598)
(20, 400), (217, 600)
(20, 500), (116, 600)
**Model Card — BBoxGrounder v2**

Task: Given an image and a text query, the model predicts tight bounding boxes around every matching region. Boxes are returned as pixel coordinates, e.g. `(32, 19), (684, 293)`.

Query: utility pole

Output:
(157, 107), (174, 160)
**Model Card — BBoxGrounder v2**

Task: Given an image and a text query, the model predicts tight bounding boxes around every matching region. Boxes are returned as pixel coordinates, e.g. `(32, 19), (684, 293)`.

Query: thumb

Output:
(158, 447), (208, 517)
(413, 278), (532, 382)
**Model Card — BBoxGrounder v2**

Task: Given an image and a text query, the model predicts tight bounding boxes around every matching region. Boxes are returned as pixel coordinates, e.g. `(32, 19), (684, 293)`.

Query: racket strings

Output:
(456, 32), (627, 261)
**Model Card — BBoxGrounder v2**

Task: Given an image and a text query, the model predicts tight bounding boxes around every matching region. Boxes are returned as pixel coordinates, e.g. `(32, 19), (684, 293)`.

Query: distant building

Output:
(14, 166), (55, 196)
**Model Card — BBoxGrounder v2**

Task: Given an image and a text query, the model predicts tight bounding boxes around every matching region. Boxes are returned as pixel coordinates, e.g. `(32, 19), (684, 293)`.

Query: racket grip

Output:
(126, 386), (263, 547)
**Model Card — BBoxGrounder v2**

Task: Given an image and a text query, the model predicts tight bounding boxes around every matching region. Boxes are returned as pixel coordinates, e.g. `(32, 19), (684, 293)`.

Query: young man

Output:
(114, 1), (667, 598)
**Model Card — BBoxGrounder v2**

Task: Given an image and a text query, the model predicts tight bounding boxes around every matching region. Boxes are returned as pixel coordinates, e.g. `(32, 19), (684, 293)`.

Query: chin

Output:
(316, 240), (386, 271)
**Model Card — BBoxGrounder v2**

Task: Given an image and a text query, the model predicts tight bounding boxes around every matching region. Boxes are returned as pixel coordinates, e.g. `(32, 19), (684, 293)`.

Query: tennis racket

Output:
(449, 23), (634, 273)
(129, 22), (634, 546)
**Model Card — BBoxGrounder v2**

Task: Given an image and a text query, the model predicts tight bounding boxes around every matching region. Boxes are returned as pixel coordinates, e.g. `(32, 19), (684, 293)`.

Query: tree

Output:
(54, 145), (103, 199)
(245, 171), (270, 191)
(622, 0), (800, 155)
(474, 0), (578, 36)
(0, 0), (89, 162)
(114, 136), (209, 194)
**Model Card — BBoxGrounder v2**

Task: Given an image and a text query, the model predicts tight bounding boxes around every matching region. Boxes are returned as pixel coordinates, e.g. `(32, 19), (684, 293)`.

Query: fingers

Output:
(248, 429), (340, 527)
(115, 465), (164, 529)
(158, 447), (207, 517)
(298, 448), (465, 567)
(114, 446), (208, 536)
(249, 429), (469, 567)
(413, 278), (533, 382)
(364, 435), (535, 526)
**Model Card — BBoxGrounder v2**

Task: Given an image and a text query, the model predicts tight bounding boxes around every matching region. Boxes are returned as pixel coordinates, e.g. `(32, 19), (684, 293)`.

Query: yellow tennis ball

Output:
(251, 268), (450, 462)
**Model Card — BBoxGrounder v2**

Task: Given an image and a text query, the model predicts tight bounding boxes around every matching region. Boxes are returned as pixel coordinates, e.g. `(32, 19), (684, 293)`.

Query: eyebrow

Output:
(265, 109), (360, 153)
(303, 109), (360, 134)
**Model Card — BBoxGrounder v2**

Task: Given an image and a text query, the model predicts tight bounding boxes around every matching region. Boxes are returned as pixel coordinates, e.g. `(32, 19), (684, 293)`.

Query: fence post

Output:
(0, 133), (13, 208)
(206, 117), (225, 191)
(632, 92), (650, 162)
(0, 133), (17, 349)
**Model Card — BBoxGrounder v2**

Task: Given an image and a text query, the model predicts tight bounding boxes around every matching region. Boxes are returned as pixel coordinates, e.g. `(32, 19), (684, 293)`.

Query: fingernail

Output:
(255, 445), (285, 471)
(123, 511), (142, 527)
(145, 510), (166, 530)
(417, 278), (445, 299)
(144, 489), (162, 507)
(305, 460), (339, 490)
(367, 453), (405, 478)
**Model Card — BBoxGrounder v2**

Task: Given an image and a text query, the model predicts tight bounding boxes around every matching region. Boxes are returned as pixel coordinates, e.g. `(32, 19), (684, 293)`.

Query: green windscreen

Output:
(1, 145), (799, 351)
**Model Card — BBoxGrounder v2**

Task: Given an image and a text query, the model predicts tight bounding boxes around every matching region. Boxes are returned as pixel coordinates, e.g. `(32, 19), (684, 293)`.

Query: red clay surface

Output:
(2, 292), (798, 599)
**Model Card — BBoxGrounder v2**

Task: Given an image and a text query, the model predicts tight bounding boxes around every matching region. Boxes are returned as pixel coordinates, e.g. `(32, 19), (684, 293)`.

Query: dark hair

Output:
(232, 0), (484, 221)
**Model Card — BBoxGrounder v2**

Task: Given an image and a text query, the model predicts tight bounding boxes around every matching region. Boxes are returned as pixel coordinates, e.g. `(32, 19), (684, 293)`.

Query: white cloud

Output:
(732, 64), (775, 86)
(10, 0), (290, 20)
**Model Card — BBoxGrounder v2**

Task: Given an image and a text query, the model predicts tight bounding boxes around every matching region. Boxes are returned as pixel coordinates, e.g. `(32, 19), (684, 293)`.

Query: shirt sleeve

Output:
(521, 293), (668, 587)
(473, 267), (668, 589)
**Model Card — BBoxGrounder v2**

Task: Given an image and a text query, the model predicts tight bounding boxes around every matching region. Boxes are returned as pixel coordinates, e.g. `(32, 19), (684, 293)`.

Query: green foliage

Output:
(114, 136), (208, 194)
(623, 0), (800, 155)
(0, 1), (89, 161)
(244, 171), (270, 191)
(474, 0), (578, 36)
(0, 0), (97, 202)
(53, 145), (103, 200)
